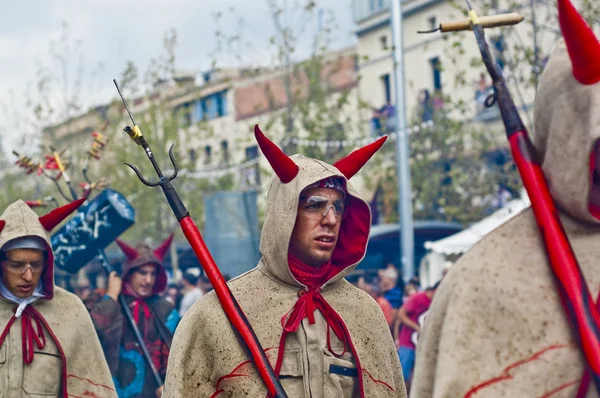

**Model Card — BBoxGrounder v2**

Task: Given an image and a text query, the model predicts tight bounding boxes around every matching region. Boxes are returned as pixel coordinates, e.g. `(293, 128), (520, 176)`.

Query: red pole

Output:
(179, 217), (284, 396)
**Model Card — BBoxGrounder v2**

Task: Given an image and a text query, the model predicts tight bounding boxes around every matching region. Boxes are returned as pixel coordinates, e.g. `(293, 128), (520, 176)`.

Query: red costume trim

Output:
(0, 306), (70, 397)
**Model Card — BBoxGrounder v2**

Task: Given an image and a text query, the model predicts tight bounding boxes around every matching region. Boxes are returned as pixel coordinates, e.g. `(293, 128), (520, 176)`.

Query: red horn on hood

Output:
(153, 233), (174, 262)
(558, 0), (600, 85)
(38, 198), (86, 232)
(254, 125), (299, 183)
(333, 136), (388, 179)
(115, 239), (139, 261)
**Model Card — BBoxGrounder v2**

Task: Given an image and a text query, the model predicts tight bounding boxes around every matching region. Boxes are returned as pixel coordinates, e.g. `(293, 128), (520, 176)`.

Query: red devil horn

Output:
(254, 125), (299, 183)
(38, 198), (86, 232)
(0, 220), (5, 233)
(115, 239), (139, 261)
(153, 233), (174, 262)
(558, 0), (600, 85)
(334, 136), (388, 179)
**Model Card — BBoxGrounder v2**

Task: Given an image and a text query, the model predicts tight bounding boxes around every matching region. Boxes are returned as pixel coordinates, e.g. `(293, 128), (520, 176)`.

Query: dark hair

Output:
(183, 272), (199, 286)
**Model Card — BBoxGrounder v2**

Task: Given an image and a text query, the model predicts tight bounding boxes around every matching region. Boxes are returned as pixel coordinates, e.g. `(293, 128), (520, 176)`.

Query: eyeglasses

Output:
(1, 259), (45, 275)
(299, 195), (347, 220)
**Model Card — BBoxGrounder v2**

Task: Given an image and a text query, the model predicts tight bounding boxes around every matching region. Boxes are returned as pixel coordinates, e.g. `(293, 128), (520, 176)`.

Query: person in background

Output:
(403, 284), (418, 304)
(372, 282), (395, 328)
(74, 279), (93, 302)
(89, 235), (180, 398)
(397, 281), (440, 392)
(379, 264), (403, 310)
(393, 283), (420, 349)
(197, 275), (212, 295)
(165, 283), (183, 310)
(355, 275), (374, 296)
(178, 270), (204, 317)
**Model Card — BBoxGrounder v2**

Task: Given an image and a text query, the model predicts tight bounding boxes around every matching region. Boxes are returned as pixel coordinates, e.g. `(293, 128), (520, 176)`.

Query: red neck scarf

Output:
(288, 253), (331, 291)
(122, 283), (152, 338)
(269, 254), (368, 397)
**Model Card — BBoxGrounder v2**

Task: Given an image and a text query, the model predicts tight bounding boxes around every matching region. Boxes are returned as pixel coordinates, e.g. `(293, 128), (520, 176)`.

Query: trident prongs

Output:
(113, 79), (179, 188)
(124, 144), (179, 187)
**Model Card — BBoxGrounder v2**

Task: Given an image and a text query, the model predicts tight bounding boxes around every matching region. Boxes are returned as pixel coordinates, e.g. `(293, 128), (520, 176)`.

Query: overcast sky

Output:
(0, 0), (357, 155)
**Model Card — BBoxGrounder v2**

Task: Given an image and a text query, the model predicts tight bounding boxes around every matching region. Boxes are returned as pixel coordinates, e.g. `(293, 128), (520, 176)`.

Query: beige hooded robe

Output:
(0, 200), (117, 398)
(410, 27), (600, 398)
(164, 142), (406, 397)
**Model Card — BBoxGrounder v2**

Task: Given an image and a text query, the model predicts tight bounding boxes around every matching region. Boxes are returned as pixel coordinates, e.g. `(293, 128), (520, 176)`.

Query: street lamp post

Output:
(390, 0), (414, 283)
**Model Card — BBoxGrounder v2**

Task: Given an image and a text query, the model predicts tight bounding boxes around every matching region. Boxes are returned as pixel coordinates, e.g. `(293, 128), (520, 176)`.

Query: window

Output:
(202, 71), (213, 84)
(220, 140), (229, 165)
(381, 74), (391, 104)
(242, 145), (260, 188)
(178, 103), (192, 127)
(199, 91), (228, 120)
(216, 91), (228, 117)
(429, 57), (442, 91)
(194, 99), (204, 122)
(380, 35), (388, 50)
(204, 145), (212, 165)
(428, 16), (437, 31)
(491, 35), (506, 71)
(189, 148), (197, 163)
(204, 97), (217, 120)
(245, 145), (259, 160)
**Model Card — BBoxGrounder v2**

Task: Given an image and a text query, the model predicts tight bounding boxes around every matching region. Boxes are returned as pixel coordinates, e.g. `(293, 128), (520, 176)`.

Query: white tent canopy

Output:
(424, 195), (531, 256)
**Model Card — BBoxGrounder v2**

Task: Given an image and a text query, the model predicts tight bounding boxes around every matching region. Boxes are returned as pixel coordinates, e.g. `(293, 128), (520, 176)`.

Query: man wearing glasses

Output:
(0, 199), (116, 397)
(164, 126), (405, 397)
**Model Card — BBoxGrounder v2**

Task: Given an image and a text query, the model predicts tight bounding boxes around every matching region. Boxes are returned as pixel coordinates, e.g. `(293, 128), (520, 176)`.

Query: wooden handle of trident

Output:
(440, 12), (524, 32)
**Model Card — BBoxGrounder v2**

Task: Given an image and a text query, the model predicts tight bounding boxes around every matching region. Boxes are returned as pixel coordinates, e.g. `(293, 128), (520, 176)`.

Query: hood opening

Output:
(589, 140), (600, 220)
(122, 260), (168, 296)
(289, 179), (371, 287)
(41, 241), (54, 299)
(259, 155), (375, 289)
(0, 240), (54, 301)
(325, 195), (370, 282)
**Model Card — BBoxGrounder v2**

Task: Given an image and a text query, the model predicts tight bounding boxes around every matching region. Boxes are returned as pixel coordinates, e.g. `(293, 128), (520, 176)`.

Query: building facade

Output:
(352, 0), (561, 130)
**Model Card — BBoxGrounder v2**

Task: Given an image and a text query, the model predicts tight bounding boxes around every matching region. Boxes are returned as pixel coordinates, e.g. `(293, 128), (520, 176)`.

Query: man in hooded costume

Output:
(163, 126), (406, 397)
(410, 1), (600, 397)
(0, 198), (117, 397)
(89, 234), (180, 397)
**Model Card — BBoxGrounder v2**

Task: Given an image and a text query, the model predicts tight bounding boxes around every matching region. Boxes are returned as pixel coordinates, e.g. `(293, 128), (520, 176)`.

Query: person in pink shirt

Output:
(397, 281), (440, 385)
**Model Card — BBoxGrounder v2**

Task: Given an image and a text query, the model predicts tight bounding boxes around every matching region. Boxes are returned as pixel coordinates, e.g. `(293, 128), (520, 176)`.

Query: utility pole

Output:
(390, 0), (414, 283)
